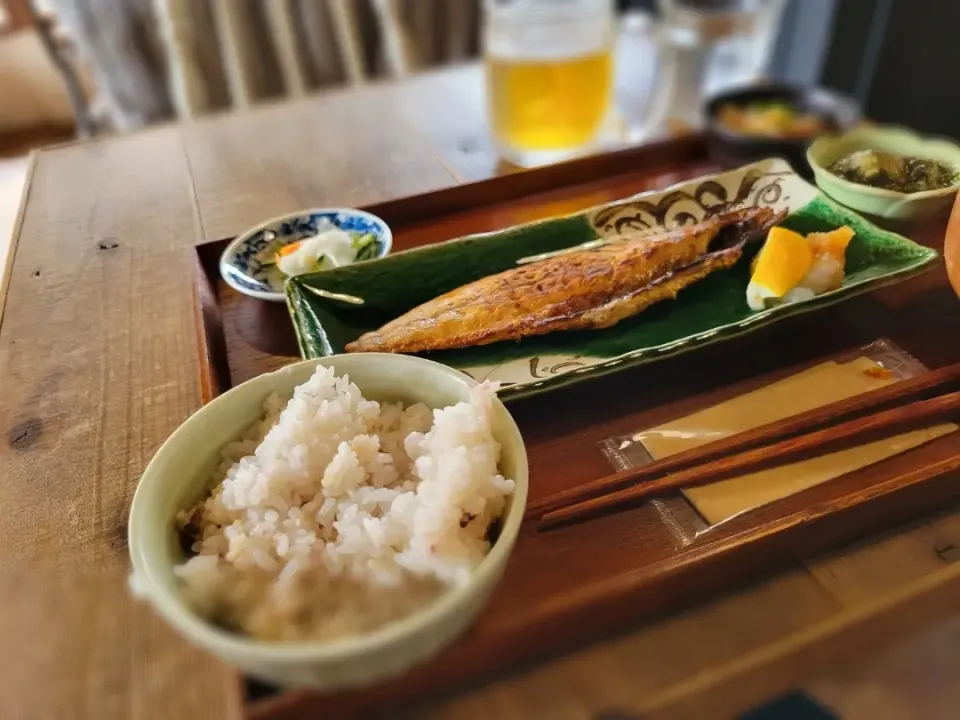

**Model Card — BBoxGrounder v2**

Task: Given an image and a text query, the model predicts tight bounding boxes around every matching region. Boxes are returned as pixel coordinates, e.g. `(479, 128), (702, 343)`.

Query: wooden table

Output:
(2, 64), (960, 720)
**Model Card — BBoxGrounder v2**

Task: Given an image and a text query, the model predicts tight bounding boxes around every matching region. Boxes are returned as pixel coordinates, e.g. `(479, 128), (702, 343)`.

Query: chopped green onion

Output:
(352, 232), (375, 248)
(351, 232), (377, 259)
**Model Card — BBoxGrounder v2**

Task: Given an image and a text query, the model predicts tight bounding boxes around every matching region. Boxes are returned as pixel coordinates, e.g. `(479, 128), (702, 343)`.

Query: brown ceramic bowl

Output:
(705, 83), (861, 178)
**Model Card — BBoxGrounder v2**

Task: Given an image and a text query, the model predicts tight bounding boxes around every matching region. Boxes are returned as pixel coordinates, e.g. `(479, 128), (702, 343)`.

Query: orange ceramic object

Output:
(946, 193), (960, 297)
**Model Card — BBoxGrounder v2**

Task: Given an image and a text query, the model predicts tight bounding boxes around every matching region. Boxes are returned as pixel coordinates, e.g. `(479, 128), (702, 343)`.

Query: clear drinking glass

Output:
(644, 0), (786, 132)
(483, 0), (616, 168)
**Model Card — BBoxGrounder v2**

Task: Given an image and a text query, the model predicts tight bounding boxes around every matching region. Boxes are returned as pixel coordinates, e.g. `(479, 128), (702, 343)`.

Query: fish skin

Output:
(345, 207), (786, 354)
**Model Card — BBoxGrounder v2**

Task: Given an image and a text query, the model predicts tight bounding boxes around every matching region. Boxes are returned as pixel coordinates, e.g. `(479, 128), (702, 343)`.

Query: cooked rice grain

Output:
(175, 366), (514, 642)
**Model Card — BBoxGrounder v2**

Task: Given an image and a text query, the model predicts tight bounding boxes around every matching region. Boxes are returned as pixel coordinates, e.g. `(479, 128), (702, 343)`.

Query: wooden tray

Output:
(191, 137), (960, 719)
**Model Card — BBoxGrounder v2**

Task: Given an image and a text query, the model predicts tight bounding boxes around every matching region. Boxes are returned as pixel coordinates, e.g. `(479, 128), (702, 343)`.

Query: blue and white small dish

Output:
(219, 208), (393, 302)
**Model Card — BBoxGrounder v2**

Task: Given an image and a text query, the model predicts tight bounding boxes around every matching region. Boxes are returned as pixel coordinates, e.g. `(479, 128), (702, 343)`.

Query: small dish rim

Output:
(807, 124), (960, 201)
(128, 354), (528, 664)
(219, 207), (394, 302)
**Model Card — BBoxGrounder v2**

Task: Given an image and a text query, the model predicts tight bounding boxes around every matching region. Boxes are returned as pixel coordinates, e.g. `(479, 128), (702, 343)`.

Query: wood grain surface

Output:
(0, 128), (241, 719)
(633, 556), (960, 719)
(181, 79), (468, 243)
(0, 152), (33, 322)
(3, 63), (960, 720)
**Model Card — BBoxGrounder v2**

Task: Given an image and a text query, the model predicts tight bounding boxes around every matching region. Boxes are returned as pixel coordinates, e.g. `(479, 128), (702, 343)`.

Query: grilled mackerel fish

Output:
(345, 206), (786, 354)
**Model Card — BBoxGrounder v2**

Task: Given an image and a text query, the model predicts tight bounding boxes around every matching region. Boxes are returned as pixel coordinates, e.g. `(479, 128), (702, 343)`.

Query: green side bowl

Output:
(807, 125), (960, 220)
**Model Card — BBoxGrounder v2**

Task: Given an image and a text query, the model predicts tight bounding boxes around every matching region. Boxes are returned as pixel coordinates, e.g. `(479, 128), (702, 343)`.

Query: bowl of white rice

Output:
(127, 354), (527, 690)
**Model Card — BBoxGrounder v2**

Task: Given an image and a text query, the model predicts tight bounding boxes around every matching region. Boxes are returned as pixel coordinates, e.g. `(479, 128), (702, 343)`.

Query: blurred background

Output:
(0, 0), (956, 153)
(5, 0), (952, 265)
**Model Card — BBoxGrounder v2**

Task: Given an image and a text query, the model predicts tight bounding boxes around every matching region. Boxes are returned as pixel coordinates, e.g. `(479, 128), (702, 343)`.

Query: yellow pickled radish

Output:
(746, 226), (813, 311)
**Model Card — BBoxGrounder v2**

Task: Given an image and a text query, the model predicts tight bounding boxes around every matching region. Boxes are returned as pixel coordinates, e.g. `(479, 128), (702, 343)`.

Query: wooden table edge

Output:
(0, 149), (37, 326)
(639, 557), (960, 719)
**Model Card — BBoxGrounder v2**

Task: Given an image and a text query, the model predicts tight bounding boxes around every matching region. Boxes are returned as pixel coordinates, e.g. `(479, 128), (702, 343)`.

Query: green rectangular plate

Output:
(286, 159), (939, 401)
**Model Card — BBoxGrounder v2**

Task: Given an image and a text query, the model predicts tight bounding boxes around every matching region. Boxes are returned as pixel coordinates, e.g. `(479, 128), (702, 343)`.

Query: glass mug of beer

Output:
(484, 0), (616, 167)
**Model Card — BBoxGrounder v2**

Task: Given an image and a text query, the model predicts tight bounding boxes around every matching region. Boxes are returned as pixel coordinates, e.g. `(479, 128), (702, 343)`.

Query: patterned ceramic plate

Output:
(220, 208), (392, 302)
(286, 159), (939, 401)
